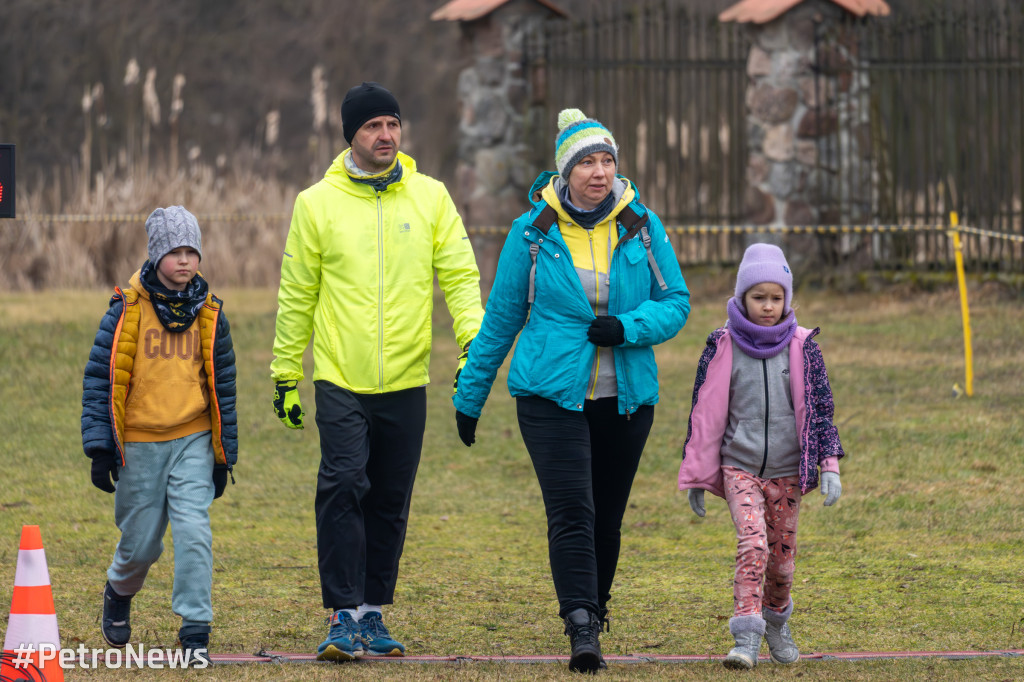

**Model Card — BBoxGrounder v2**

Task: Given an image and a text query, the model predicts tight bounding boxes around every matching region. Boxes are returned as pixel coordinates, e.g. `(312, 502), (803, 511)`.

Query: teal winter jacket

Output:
(453, 172), (690, 418)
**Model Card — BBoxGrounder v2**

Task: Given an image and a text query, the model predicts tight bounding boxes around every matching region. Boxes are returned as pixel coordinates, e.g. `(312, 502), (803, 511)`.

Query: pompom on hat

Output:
(554, 108), (618, 179)
(145, 206), (202, 265)
(735, 243), (793, 314)
(341, 82), (401, 143)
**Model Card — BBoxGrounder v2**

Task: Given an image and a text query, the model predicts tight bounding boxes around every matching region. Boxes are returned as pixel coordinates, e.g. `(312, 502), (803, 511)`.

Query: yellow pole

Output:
(948, 211), (973, 397)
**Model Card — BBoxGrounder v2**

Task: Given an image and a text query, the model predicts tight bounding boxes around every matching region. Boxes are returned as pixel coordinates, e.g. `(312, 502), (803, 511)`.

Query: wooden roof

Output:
(431, 0), (568, 22)
(720, 0), (890, 24)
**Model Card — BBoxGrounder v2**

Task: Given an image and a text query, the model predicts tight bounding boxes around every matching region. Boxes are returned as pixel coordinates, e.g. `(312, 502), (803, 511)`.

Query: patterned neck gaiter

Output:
(344, 151), (403, 192)
(140, 260), (209, 332)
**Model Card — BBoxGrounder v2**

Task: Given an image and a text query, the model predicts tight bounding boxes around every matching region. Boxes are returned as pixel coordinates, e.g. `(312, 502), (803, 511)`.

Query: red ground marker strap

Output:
(213, 649), (1024, 664)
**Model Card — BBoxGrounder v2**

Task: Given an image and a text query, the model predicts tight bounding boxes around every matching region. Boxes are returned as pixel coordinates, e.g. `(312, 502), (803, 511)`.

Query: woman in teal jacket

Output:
(453, 109), (690, 673)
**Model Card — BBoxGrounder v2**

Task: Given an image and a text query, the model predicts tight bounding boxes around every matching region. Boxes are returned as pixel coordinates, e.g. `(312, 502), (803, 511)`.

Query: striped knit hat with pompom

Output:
(554, 108), (618, 180)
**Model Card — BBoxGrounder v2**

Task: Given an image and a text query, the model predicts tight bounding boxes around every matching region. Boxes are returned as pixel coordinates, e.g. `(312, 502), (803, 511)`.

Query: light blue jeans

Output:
(108, 431), (214, 626)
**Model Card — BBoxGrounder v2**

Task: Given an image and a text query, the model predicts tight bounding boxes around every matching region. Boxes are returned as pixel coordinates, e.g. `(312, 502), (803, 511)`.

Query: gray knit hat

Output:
(145, 206), (202, 265)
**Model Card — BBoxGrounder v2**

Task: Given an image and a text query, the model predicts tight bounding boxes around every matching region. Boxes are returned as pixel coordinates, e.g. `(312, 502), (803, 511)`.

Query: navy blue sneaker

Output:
(101, 582), (132, 648)
(316, 610), (364, 661)
(358, 611), (405, 656)
(177, 624), (211, 668)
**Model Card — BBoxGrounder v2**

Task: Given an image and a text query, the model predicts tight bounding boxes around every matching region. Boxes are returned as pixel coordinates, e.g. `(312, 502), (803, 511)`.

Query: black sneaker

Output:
(178, 624), (212, 668)
(563, 608), (602, 674)
(101, 582), (132, 648)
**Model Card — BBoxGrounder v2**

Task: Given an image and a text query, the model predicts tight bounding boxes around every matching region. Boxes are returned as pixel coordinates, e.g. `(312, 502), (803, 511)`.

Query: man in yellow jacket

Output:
(271, 82), (483, 661)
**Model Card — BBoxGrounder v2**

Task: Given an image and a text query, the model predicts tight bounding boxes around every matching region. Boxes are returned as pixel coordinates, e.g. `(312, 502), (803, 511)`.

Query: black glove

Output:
(587, 315), (625, 347)
(90, 451), (119, 493)
(455, 410), (478, 447)
(212, 465), (230, 499)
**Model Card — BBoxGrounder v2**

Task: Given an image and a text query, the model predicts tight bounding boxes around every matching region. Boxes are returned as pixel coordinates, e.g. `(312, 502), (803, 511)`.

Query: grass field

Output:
(1, 277), (1022, 681)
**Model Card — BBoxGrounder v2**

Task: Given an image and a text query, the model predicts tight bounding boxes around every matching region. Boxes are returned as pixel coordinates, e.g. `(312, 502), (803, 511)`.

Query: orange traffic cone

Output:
(1, 525), (64, 682)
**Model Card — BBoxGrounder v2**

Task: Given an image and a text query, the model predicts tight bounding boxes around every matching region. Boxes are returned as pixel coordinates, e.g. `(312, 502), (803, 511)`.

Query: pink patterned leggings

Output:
(722, 466), (802, 616)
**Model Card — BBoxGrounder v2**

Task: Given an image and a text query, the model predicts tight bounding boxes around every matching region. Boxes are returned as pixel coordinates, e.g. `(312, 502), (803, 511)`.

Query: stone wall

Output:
(741, 0), (874, 279)
(451, 2), (555, 296)
(743, 0), (870, 228)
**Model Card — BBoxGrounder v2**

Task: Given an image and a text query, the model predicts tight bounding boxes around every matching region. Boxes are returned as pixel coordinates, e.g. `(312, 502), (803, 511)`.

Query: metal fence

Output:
(538, 0), (749, 264)
(533, 1), (1024, 272)
(827, 6), (1024, 271)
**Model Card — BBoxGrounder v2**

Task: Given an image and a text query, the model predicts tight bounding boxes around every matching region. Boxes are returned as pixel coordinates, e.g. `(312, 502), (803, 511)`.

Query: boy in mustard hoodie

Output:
(81, 206), (237, 666)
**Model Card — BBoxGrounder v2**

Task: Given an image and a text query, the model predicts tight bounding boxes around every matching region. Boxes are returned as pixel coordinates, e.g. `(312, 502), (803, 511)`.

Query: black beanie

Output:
(341, 82), (401, 143)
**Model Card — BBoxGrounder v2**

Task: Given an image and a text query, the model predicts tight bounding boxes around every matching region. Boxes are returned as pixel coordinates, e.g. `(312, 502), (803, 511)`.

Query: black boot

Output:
(596, 607), (610, 669)
(563, 608), (602, 674)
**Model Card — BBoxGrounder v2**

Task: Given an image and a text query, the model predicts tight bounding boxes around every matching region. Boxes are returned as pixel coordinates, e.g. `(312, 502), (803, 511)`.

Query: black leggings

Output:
(313, 381), (426, 609)
(516, 395), (654, 617)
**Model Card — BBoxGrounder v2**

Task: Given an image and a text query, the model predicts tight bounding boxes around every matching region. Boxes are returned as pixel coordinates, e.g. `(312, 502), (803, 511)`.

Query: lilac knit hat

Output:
(734, 243), (793, 313)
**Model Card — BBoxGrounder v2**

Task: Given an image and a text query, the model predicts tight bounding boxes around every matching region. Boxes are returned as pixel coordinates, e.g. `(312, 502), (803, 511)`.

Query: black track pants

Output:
(313, 381), (426, 609)
(515, 395), (654, 617)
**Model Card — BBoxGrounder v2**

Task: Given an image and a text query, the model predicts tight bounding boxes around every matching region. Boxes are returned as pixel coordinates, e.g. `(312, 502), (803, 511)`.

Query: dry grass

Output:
(1, 278), (1023, 681)
(0, 161), (296, 290)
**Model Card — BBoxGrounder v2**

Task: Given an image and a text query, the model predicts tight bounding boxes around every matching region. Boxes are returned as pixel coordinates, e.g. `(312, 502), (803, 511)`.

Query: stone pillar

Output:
(450, 3), (555, 298)
(741, 0), (871, 277)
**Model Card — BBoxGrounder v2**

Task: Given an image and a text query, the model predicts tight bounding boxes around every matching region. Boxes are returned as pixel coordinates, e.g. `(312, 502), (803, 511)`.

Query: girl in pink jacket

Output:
(677, 243), (845, 670)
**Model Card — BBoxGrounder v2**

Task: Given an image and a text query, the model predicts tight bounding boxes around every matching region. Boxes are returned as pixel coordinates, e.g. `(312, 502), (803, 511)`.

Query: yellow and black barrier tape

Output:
(15, 213), (290, 223)
(466, 223), (1024, 242)
(9, 215), (1023, 243)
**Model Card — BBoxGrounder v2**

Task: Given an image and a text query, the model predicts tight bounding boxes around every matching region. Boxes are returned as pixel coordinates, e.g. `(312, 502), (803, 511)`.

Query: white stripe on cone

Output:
(14, 548), (50, 587)
(3, 613), (61, 650)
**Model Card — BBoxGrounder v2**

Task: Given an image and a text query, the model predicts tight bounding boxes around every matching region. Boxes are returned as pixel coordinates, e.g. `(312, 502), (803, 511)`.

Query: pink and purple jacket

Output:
(677, 325), (844, 497)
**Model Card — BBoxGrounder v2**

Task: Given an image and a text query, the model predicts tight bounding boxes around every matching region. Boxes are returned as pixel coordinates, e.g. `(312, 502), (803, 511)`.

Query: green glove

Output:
(273, 380), (304, 429)
(453, 341), (471, 395)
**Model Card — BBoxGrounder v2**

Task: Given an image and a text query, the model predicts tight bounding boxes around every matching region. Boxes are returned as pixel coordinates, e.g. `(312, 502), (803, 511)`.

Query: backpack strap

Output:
(615, 208), (648, 248)
(527, 204), (558, 303)
(617, 209), (668, 291)
(530, 205), (558, 235)
(640, 225), (668, 290)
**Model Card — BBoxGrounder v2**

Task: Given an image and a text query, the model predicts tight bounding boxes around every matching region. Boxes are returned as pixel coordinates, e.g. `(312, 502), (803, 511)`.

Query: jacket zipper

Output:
(758, 358), (769, 477)
(612, 223), (630, 420)
(587, 228), (600, 399)
(376, 192), (385, 391)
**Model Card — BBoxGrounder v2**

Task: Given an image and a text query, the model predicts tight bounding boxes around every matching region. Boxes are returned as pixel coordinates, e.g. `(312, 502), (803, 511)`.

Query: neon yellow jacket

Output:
(271, 150), (483, 393)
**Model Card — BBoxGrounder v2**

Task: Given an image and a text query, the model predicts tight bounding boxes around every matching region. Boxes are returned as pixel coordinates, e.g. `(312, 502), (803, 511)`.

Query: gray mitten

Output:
(687, 488), (706, 517)
(820, 471), (842, 506)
